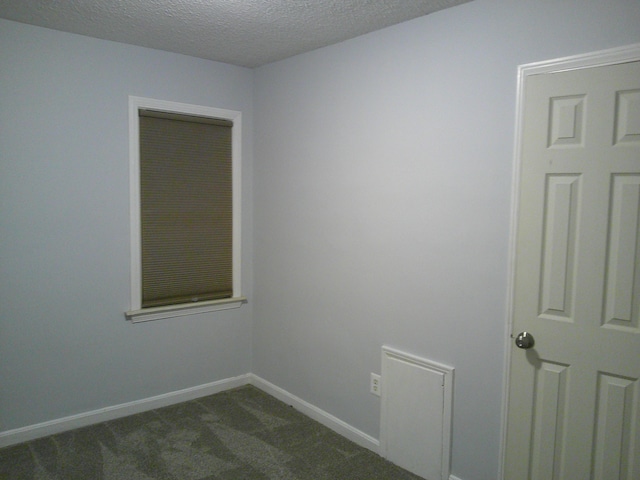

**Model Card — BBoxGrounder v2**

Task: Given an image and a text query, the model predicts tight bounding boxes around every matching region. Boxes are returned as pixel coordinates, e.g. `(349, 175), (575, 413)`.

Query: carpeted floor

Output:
(0, 385), (423, 479)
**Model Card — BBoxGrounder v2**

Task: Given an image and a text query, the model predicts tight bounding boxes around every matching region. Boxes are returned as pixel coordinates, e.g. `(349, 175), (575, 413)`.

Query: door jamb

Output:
(499, 42), (640, 480)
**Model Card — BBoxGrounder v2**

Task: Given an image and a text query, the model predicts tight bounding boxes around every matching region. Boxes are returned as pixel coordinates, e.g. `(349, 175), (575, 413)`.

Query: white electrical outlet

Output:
(370, 373), (381, 396)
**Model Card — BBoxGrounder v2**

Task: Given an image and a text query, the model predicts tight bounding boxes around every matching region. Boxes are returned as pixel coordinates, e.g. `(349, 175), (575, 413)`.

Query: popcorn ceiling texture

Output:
(0, 0), (471, 67)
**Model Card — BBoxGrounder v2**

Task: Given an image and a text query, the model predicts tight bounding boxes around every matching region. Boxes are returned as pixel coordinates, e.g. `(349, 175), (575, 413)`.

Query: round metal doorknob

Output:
(515, 332), (535, 349)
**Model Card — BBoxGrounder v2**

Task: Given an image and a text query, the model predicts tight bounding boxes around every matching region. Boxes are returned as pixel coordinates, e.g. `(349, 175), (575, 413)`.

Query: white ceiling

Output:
(0, 0), (471, 68)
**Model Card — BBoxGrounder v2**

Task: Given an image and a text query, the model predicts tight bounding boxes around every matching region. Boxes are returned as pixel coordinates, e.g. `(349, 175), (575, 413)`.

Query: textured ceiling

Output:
(0, 0), (471, 67)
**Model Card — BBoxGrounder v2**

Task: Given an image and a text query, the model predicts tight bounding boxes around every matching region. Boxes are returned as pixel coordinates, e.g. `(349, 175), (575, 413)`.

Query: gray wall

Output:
(0, 19), (254, 430)
(252, 1), (640, 479)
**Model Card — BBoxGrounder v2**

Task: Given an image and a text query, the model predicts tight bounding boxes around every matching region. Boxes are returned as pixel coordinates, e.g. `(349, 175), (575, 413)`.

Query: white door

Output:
(504, 54), (640, 480)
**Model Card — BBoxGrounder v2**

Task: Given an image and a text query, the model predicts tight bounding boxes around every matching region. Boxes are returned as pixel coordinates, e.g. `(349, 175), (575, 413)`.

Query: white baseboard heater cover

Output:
(380, 346), (454, 480)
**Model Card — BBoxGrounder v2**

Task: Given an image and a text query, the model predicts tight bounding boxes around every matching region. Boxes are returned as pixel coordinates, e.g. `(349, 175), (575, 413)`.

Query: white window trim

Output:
(125, 96), (244, 322)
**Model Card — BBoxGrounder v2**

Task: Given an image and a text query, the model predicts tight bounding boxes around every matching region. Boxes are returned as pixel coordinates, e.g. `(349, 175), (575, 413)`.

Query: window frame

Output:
(126, 96), (244, 322)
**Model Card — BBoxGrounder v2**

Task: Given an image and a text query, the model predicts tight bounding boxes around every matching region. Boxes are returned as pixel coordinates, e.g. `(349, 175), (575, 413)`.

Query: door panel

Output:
(604, 174), (640, 331)
(505, 59), (640, 480)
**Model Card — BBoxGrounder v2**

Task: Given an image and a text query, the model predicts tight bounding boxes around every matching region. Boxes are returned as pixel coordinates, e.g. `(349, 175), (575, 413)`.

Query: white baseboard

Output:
(0, 374), (251, 448)
(1, 373), (462, 476)
(0, 373), (379, 454)
(249, 374), (380, 454)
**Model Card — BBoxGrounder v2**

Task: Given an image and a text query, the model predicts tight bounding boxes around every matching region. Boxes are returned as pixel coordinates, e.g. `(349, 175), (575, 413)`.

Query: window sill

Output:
(125, 297), (247, 323)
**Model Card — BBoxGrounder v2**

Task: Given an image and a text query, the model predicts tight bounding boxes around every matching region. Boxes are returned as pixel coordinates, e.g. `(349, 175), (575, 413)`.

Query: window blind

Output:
(139, 110), (233, 308)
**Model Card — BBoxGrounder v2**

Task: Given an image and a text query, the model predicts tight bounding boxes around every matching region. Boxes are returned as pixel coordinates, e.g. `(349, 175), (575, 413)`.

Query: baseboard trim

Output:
(0, 374), (251, 448)
(249, 374), (380, 454)
(2, 373), (468, 477)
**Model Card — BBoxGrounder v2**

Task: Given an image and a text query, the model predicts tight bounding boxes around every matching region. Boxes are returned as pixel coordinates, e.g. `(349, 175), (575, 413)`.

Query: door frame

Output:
(499, 42), (640, 480)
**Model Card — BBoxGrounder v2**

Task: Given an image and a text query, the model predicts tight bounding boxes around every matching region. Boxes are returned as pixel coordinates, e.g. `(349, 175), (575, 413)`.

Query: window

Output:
(126, 97), (244, 322)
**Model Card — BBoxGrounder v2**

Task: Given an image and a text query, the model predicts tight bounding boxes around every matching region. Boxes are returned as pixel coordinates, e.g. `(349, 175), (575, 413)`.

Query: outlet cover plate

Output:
(370, 373), (381, 396)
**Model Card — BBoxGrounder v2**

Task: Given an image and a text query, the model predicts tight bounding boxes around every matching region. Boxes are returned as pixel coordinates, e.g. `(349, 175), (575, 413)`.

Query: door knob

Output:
(515, 332), (535, 349)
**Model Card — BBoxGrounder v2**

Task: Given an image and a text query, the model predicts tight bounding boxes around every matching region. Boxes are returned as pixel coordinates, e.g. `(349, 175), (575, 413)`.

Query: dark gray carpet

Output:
(0, 385), (423, 479)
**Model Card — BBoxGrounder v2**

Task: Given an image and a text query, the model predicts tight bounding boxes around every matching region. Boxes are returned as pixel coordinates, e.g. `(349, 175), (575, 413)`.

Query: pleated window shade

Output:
(139, 110), (233, 308)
